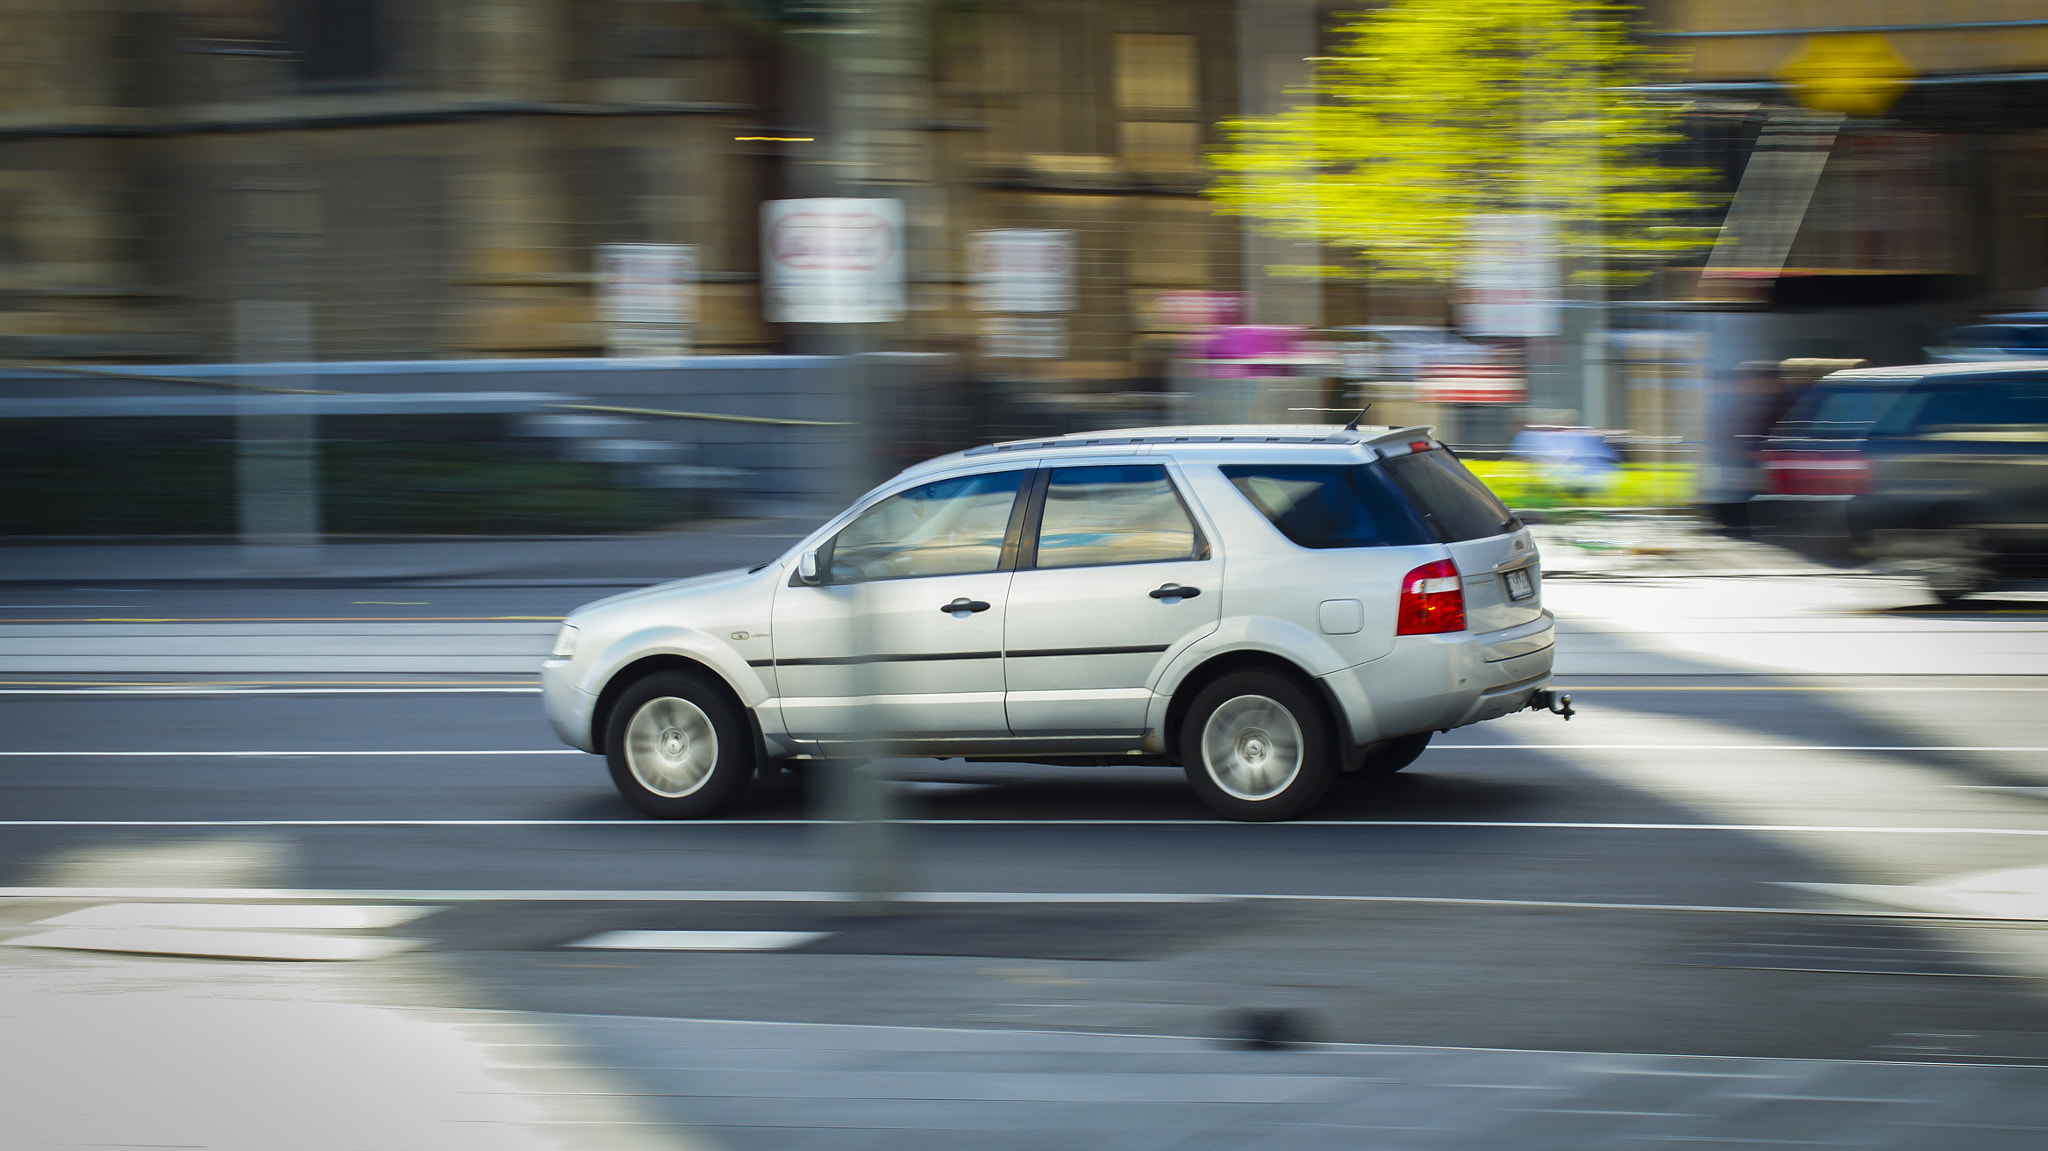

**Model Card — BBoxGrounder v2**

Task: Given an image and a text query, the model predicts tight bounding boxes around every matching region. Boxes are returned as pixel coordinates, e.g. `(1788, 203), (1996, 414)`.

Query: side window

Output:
(1221, 464), (1430, 549)
(827, 470), (1025, 583)
(1033, 464), (1202, 570)
(1879, 381), (2038, 434)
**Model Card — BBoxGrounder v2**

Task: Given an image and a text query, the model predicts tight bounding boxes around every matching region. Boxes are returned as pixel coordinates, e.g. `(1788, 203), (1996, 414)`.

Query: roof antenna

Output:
(1343, 404), (1372, 431)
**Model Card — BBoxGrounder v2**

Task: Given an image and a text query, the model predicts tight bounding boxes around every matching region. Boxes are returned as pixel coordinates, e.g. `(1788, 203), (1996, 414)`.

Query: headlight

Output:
(548, 624), (579, 660)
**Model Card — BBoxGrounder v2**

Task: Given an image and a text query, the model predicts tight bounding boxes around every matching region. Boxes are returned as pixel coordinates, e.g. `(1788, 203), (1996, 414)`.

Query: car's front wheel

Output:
(605, 671), (754, 819)
(1181, 670), (1334, 821)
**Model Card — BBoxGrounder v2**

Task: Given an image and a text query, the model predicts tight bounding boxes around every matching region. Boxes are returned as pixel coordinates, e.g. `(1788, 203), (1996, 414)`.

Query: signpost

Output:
(598, 243), (696, 357)
(762, 198), (906, 325)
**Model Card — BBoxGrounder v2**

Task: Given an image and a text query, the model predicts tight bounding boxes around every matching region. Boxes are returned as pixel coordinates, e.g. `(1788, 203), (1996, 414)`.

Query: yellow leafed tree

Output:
(1207, 0), (1715, 283)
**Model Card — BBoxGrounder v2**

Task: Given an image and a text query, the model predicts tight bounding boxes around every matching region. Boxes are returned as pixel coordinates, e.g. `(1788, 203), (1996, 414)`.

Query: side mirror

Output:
(797, 549), (822, 585)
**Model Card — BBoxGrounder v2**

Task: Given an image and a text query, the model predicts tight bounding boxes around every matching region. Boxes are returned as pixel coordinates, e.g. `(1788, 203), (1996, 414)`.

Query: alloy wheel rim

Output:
(1201, 694), (1303, 801)
(624, 696), (718, 798)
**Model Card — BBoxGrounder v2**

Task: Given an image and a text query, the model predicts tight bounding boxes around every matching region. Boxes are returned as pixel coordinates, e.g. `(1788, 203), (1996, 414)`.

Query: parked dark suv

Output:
(1849, 363), (2048, 600)
(1748, 370), (1915, 560)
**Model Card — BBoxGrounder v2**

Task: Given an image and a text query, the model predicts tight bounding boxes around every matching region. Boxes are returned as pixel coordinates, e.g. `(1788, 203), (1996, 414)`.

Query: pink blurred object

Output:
(1203, 325), (1304, 377)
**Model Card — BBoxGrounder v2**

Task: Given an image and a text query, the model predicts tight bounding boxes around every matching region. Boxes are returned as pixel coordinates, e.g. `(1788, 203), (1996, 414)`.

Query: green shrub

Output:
(1465, 460), (1695, 511)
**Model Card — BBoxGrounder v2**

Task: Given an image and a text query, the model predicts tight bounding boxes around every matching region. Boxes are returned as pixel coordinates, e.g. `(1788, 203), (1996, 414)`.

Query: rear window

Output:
(1220, 464), (1430, 549)
(1773, 384), (1906, 439)
(1380, 449), (1520, 542)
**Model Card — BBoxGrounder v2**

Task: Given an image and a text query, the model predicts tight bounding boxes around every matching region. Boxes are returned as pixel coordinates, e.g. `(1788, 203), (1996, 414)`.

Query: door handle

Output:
(940, 597), (993, 616)
(1149, 584), (1201, 600)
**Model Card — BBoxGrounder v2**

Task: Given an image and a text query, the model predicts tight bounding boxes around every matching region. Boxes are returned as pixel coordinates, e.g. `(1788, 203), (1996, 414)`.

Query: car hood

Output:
(568, 567), (759, 621)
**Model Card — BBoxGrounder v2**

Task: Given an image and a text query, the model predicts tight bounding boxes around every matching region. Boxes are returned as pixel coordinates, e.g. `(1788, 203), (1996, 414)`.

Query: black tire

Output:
(605, 671), (755, 819)
(1352, 731), (1431, 779)
(1925, 566), (1983, 604)
(1180, 670), (1334, 821)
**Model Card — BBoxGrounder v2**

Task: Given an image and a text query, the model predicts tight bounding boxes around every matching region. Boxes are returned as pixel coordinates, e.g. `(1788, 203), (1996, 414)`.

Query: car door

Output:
(1003, 463), (1221, 737)
(769, 468), (1030, 748)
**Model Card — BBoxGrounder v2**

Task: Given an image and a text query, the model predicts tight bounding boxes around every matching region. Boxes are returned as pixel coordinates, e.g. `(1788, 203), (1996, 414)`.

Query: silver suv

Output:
(542, 424), (1566, 821)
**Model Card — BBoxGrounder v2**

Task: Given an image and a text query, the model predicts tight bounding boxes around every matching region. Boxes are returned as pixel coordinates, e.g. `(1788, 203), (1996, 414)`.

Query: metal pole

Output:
(232, 101), (322, 575)
(791, 0), (922, 912)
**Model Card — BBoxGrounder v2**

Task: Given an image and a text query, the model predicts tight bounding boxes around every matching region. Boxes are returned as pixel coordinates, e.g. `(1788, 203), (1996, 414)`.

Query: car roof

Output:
(1820, 360), (2048, 384)
(904, 423), (1434, 479)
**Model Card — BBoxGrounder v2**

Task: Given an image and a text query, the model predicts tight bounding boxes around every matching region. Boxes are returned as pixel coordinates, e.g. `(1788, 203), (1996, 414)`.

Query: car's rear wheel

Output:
(1181, 670), (1333, 821)
(1352, 731), (1431, 778)
(606, 671), (754, 819)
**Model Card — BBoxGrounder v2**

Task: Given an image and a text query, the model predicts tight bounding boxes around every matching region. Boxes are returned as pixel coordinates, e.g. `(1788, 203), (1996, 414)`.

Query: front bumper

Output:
(541, 658), (600, 753)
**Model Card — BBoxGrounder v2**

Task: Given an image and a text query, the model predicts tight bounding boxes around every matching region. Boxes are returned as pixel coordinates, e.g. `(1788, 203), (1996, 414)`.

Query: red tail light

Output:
(1396, 559), (1465, 635)
(1761, 450), (1871, 496)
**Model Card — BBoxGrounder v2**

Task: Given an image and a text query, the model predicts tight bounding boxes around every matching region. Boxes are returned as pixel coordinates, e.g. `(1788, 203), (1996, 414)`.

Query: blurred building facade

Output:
(1, 2), (2043, 420)
(0, 0), (1289, 390)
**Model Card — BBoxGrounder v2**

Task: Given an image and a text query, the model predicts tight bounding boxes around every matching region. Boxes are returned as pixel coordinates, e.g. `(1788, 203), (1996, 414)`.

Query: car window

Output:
(827, 470), (1025, 582)
(1033, 465), (1201, 569)
(1221, 464), (1430, 549)
(1380, 449), (1519, 542)
(1877, 377), (2048, 433)
(1943, 326), (2005, 347)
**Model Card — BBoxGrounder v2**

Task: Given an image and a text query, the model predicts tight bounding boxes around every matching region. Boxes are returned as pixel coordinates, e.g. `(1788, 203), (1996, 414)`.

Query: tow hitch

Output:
(1528, 689), (1575, 721)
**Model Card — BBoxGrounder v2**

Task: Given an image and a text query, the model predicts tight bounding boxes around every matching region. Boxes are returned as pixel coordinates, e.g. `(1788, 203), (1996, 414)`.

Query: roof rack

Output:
(959, 424), (1400, 457)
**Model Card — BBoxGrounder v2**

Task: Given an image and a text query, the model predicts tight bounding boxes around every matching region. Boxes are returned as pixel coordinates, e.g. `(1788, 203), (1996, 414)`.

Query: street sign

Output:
(1419, 363), (1525, 404)
(1460, 214), (1560, 338)
(762, 198), (906, 324)
(969, 229), (1073, 312)
(980, 315), (1065, 359)
(1778, 33), (1914, 118)
(598, 243), (695, 357)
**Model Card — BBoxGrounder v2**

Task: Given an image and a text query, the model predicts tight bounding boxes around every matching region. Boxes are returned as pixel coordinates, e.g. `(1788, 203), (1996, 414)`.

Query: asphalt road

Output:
(8, 669), (2048, 1049)
(7, 579), (2048, 1148)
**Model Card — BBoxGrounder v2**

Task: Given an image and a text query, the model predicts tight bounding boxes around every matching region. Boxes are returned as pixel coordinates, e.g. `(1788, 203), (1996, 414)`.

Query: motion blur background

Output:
(1, 0), (2042, 548)
(9, 7), (2048, 1150)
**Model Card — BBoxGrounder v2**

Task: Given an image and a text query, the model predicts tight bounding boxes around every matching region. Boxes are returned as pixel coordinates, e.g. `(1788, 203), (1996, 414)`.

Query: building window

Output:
(1120, 120), (1200, 176)
(1116, 34), (1198, 178)
(289, 0), (384, 87)
(180, 0), (285, 54)
(1115, 34), (1194, 114)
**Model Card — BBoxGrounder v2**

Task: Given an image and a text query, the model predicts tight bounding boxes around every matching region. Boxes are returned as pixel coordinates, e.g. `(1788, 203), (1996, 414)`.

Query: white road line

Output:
(1, 744), (2041, 757)
(6, 819), (2048, 834)
(1448, 744), (2048, 752)
(568, 929), (830, 951)
(4, 926), (418, 961)
(35, 903), (431, 929)
(0, 749), (586, 757)
(0, 887), (1226, 903)
(0, 687), (540, 696)
(0, 886), (2027, 923)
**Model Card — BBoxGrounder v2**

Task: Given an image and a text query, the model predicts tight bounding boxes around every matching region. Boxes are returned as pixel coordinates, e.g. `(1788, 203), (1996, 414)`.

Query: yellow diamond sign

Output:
(1778, 33), (1915, 117)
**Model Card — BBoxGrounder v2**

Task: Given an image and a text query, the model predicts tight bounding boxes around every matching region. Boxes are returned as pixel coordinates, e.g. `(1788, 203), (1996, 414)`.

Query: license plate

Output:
(1504, 566), (1535, 601)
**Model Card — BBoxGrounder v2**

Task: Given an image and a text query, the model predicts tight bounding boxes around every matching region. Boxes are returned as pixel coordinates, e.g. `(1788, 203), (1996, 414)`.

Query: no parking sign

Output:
(762, 198), (906, 324)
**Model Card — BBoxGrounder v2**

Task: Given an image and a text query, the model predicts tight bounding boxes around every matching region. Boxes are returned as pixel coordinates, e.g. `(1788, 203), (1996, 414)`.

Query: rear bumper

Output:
(1321, 611), (1554, 744)
(1750, 494), (1856, 561)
